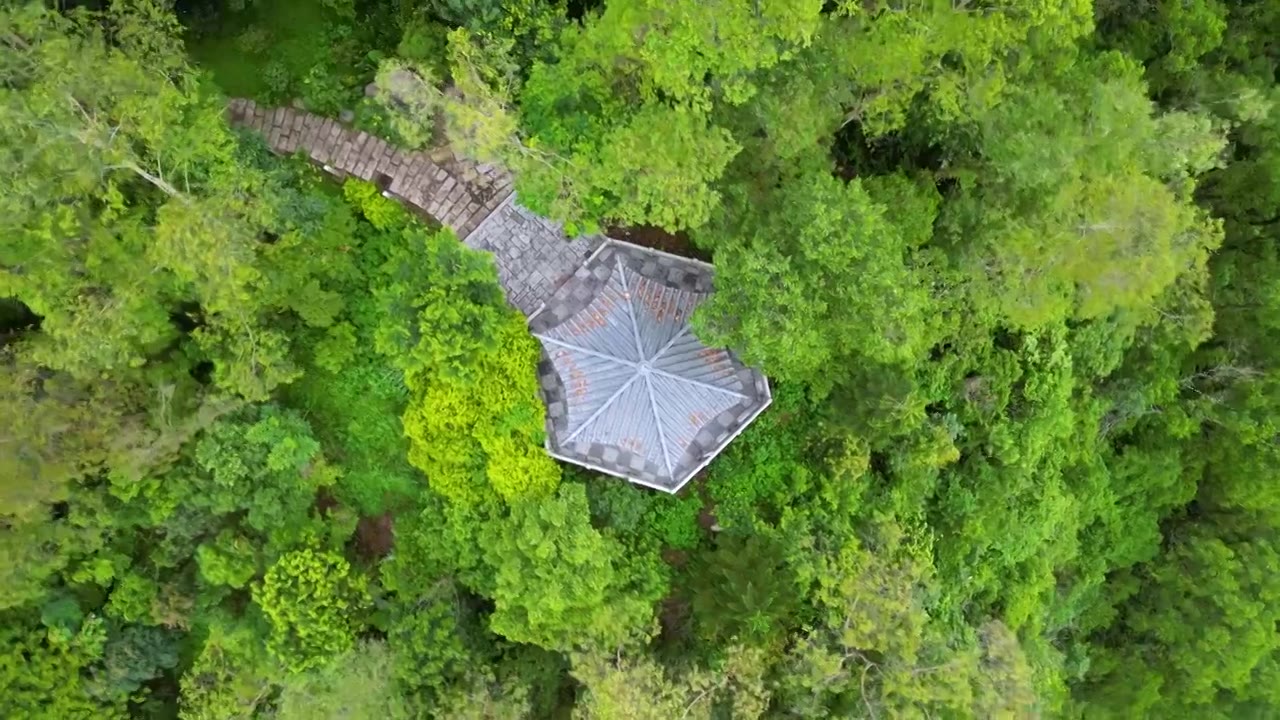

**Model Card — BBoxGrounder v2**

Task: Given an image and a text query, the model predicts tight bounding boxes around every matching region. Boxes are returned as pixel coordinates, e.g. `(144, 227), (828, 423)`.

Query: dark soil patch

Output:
(355, 512), (395, 560)
(691, 473), (720, 532)
(657, 593), (693, 644)
(0, 297), (42, 346)
(697, 499), (719, 532)
(605, 224), (711, 262)
(314, 489), (339, 513)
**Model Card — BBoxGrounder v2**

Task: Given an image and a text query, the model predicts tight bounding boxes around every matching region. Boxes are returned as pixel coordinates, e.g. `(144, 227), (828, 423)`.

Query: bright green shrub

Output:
(645, 494), (704, 551)
(255, 548), (370, 672)
(343, 180), (407, 232)
(196, 531), (261, 590)
(403, 314), (559, 505)
(0, 616), (125, 719)
(359, 200), (558, 505)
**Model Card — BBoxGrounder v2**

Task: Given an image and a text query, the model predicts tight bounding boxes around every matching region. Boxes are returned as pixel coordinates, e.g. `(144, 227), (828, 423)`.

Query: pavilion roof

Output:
(530, 239), (771, 492)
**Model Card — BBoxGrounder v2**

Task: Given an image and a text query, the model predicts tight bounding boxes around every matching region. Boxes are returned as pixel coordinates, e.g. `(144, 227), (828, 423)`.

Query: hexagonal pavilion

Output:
(529, 239), (771, 492)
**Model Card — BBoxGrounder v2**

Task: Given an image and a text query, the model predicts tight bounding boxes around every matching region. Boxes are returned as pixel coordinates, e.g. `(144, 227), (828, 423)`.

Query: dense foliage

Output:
(3, 0), (1279, 717)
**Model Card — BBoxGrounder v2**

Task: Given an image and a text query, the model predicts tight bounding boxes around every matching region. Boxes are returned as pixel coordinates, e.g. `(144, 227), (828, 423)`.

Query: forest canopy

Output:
(2, 0), (1279, 718)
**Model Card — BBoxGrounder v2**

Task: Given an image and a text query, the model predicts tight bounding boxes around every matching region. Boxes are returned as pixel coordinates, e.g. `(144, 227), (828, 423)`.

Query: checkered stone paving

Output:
(462, 195), (602, 315)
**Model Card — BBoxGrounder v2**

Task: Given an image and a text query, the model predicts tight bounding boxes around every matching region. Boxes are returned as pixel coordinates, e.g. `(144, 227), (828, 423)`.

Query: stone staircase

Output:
(227, 99), (599, 315)
(227, 98), (511, 240)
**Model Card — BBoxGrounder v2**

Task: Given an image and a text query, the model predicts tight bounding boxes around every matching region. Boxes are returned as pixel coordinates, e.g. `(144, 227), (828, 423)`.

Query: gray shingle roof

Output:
(531, 239), (771, 492)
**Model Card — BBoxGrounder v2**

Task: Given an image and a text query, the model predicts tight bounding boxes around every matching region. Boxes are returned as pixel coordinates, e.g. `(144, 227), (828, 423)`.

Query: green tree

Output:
(1082, 525), (1280, 718)
(196, 531), (261, 590)
(188, 409), (332, 544)
(481, 484), (655, 651)
(117, 405), (342, 576)
(778, 530), (1036, 718)
(693, 169), (935, 389)
(275, 640), (410, 720)
(572, 647), (772, 720)
(511, 0), (825, 231)
(0, 1), (355, 400)
(86, 624), (181, 706)
(1065, 5), (1280, 712)
(413, 0), (565, 62)
(385, 586), (477, 712)
(378, 199), (559, 504)
(943, 56), (1224, 327)
(689, 532), (801, 647)
(179, 613), (279, 720)
(0, 352), (202, 610)
(1096, 0), (1228, 94)
(432, 674), (531, 720)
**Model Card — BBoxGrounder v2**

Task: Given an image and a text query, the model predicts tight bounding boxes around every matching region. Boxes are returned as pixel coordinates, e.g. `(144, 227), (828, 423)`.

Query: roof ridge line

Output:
(647, 322), (691, 363)
(533, 335), (638, 369)
(642, 372), (677, 480)
(647, 366), (749, 400)
(562, 373), (642, 445)
(614, 256), (648, 364)
(619, 256), (677, 478)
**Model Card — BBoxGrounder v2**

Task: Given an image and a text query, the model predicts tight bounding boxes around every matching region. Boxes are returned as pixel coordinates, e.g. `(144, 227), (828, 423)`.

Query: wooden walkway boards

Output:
(227, 99), (599, 315)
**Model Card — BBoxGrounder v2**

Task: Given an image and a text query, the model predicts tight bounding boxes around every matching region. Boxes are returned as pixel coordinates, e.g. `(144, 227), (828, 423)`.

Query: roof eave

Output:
(670, 375), (773, 488)
(545, 441), (683, 494)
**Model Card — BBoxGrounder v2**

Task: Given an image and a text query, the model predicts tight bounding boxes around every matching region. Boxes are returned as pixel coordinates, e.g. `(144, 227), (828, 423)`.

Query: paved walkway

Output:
(227, 99), (598, 315)
(464, 195), (599, 314)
